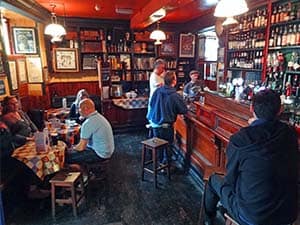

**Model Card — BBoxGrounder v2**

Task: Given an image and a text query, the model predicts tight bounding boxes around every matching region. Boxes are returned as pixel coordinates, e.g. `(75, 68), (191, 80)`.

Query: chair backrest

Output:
(27, 109), (45, 131)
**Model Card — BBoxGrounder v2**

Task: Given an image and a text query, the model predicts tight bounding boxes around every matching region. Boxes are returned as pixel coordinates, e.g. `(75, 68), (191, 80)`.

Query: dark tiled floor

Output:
(4, 131), (206, 225)
(4, 131), (300, 225)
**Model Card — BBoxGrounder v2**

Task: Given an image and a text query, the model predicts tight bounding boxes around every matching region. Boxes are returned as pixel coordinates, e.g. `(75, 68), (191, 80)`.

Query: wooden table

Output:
(12, 141), (66, 180)
(46, 108), (70, 121)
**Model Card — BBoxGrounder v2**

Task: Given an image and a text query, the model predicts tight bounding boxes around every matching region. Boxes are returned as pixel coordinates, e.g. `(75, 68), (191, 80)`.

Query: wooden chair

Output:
(141, 137), (170, 188)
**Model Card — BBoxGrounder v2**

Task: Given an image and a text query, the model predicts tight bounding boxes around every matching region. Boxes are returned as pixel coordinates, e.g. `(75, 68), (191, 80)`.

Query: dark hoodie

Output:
(147, 86), (188, 125)
(222, 120), (298, 225)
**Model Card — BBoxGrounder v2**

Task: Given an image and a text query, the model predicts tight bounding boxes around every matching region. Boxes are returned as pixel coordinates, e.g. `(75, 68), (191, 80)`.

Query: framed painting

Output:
(16, 59), (28, 83)
(160, 43), (176, 57)
(12, 27), (37, 54)
(53, 48), (79, 72)
(26, 56), (43, 83)
(179, 33), (195, 58)
(0, 51), (5, 75)
(0, 76), (10, 99)
(8, 61), (18, 90)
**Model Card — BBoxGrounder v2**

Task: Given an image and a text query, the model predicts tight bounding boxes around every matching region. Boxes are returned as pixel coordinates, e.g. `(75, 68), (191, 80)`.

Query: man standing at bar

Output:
(149, 58), (166, 100)
(66, 98), (114, 164)
(203, 89), (298, 225)
(147, 71), (188, 162)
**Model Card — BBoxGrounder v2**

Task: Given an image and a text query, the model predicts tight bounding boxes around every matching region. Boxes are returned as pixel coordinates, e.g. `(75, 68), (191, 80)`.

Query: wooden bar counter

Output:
(174, 91), (252, 177)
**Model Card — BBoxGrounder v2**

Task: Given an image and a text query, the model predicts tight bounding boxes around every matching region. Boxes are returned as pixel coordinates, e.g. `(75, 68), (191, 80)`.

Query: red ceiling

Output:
(35, 0), (217, 29)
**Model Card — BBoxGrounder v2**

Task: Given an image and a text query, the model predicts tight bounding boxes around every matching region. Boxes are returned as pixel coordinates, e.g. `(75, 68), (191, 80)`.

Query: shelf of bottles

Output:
(266, 0), (300, 95)
(227, 6), (268, 72)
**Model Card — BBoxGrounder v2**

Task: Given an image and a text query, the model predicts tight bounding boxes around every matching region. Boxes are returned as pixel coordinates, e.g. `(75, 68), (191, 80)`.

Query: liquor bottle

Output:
(271, 6), (277, 24)
(280, 4), (286, 22)
(282, 26), (288, 47)
(269, 29), (275, 47)
(290, 24), (297, 46)
(287, 25), (293, 46)
(276, 27), (282, 47)
(106, 30), (112, 52)
(296, 24), (300, 45)
(290, 3), (296, 20)
(276, 5), (281, 23)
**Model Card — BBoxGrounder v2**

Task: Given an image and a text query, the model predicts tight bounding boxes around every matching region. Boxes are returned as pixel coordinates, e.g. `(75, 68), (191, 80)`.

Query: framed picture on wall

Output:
(16, 59), (27, 83)
(8, 61), (18, 90)
(160, 43), (176, 57)
(0, 51), (5, 75)
(0, 77), (10, 99)
(26, 56), (43, 83)
(179, 33), (195, 58)
(53, 48), (79, 72)
(12, 27), (37, 54)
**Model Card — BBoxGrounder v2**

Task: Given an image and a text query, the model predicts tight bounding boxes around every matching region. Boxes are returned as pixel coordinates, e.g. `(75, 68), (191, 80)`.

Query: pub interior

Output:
(0, 0), (300, 224)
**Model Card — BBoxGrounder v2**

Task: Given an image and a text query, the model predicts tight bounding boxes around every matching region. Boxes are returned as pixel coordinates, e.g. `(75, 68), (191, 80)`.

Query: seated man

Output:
(66, 98), (114, 164)
(183, 70), (205, 101)
(203, 89), (298, 225)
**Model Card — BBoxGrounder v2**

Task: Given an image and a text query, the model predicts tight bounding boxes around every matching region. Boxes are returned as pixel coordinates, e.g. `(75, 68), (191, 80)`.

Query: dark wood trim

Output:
(2, 0), (50, 23)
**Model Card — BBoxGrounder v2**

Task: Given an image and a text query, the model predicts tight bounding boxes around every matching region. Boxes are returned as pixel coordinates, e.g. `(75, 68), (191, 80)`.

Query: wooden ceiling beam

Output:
(130, 0), (194, 30)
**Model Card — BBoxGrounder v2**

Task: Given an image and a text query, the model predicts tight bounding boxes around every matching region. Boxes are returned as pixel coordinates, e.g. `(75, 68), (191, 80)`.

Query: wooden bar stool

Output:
(50, 171), (86, 218)
(141, 137), (170, 188)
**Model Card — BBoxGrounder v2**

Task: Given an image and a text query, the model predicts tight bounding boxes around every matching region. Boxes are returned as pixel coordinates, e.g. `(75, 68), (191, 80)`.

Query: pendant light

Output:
(214, 0), (248, 18)
(44, 4), (66, 39)
(150, 22), (166, 45)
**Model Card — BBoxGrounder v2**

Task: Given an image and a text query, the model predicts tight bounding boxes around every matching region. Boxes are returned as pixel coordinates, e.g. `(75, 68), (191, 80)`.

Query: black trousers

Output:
(66, 148), (106, 164)
(204, 174), (243, 224)
(149, 126), (174, 163)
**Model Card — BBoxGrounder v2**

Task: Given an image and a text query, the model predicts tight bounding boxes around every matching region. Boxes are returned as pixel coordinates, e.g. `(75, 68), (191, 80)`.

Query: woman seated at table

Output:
(0, 102), (47, 199)
(1, 96), (37, 139)
(69, 89), (89, 123)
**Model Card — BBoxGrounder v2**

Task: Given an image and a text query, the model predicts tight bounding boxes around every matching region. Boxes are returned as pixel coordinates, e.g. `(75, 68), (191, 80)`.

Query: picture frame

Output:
(160, 43), (176, 57)
(12, 27), (37, 54)
(26, 56), (43, 83)
(0, 76), (10, 99)
(16, 59), (28, 83)
(53, 48), (79, 72)
(8, 61), (18, 90)
(0, 51), (5, 75)
(179, 33), (195, 58)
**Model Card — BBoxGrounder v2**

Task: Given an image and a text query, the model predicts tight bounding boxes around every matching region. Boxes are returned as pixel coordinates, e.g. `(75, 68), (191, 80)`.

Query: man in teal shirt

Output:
(67, 98), (114, 163)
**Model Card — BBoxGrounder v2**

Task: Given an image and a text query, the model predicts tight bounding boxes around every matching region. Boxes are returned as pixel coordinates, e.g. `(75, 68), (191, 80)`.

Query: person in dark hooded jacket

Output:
(203, 89), (298, 225)
(147, 71), (188, 162)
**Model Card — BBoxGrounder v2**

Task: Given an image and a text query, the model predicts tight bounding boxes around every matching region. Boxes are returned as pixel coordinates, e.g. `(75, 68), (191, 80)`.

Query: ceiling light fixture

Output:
(44, 4), (66, 41)
(150, 8), (166, 22)
(95, 4), (100, 11)
(150, 22), (166, 45)
(115, 8), (133, 15)
(214, 0), (248, 18)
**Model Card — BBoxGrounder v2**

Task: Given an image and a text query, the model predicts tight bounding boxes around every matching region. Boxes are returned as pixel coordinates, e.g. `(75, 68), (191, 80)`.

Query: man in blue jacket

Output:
(203, 89), (298, 225)
(147, 71), (188, 162)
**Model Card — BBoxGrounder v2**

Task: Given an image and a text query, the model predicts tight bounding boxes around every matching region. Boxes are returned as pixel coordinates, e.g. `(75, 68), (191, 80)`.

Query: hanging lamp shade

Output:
(150, 29), (166, 41)
(45, 23), (66, 37)
(150, 22), (166, 45)
(44, 6), (66, 39)
(214, 0), (248, 17)
(222, 17), (238, 26)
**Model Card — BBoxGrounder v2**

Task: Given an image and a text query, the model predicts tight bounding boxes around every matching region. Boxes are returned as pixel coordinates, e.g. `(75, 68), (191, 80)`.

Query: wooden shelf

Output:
(229, 26), (267, 35)
(268, 45), (300, 51)
(228, 67), (262, 72)
(286, 70), (300, 75)
(228, 48), (264, 52)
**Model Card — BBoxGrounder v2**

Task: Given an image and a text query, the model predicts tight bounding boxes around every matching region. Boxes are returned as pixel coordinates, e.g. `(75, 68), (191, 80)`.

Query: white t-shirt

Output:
(149, 71), (164, 100)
